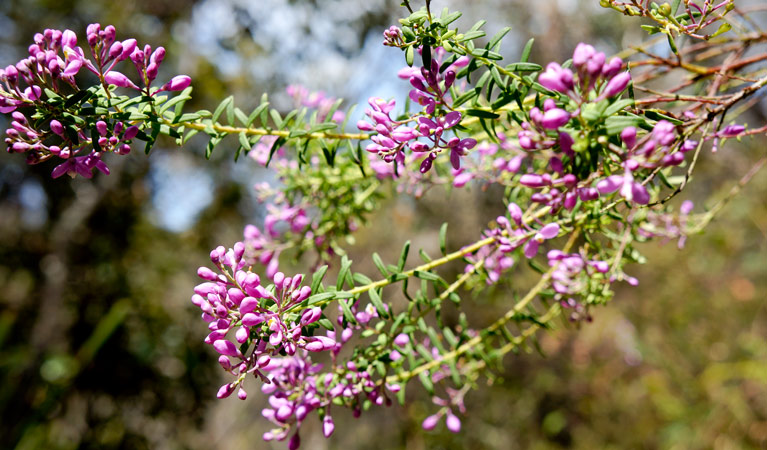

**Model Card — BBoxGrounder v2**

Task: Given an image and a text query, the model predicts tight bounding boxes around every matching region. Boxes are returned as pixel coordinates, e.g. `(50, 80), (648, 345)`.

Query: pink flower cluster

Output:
(1, 24), (191, 178)
(193, 243), (331, 399)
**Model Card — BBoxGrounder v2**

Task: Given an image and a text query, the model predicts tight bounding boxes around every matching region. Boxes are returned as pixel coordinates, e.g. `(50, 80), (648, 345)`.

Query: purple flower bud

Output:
(357, 120), (374, 131)
(597, 175), (624, 194)
(240, 297), (260, 315)
(146, 62), (159, 82)
(96, 120), (108, 137)
(216, 383), (235, 399)
(213, 339), (240, 357)
(237, 388), (247, 400)
(720, 124), (745, 138)
(50, 120), (64, 136)
(197, 266), (218, 281)
(540, 108), (570, 130)
(104, 71), (138, 89)
(394, 333), (410, 346)
(288, 433), (300, 450)
(218, 355), (232, 370)
(538, 223), (560, 240)
(62, 29), (77, 49)
(420, 156), (433, 173)
(161, 75), (191, 91)
(422, 414), (441, 430)
(446, 413), (461, 433)
(442, 111), (462, 129)
(108, 42), (123, 60)
(121, 39), (137, 59)
(603, 71), (631, 97)
(602, 57), (623, 78)
(322, 415), (335, 438)
(444, 70), (456, 88)
(123, 126), (139, 140)
(620, 126), (637, 148)
(150, 47), (166, 65)
(573, 43), (596, 67)
(520, 174), (549, 188)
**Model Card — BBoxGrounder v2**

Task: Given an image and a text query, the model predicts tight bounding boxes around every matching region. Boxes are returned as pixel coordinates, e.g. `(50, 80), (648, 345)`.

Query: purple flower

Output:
(540, 108), (570, 130)
(538, 62), (574, 93)
(602, 71), (631, 97)
(104, 70), (138, 89)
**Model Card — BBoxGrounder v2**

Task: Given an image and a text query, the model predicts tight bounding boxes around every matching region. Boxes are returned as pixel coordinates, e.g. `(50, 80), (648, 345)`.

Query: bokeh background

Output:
(0, 1), (765, 449)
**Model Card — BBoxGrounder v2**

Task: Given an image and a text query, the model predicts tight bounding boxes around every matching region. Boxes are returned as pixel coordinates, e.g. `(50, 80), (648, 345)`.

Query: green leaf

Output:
(238, 132), (250, 153)
(306, 292), (335, 306)
(452, 88), (480, 107)
(233, 107), (249, 126)
(317, 318), (335, 330)
(465, 109), (500, 119)
(520, 38), (534, 63)
(488, 27), (511, 51)
(339, 298), (357, 325)
(413, 270), (441, 282)
(368, 289), (389, 319)
(336, 256), (353, 291)
(439, 223), (448, 256)
(398, 241), (410, 272)
(269, 109), (283, 129)
(604, 98), (634, 117)
(405, 45), (415, 66)
(372, 253), (389, 277)
(64, 89), (93, 108)
(310, 123), (338, 133)
(505, 62), (542, 72)
(249, 96), (269, 126)
(457, 30), (486, 42)
(470, 48), (503, 60)
(311, 265), (329, 293)
(353, 272), (373, 285)
(641, 25), (662, 35)
(212, 96), (233, 124)
(264, 136), (286, 167)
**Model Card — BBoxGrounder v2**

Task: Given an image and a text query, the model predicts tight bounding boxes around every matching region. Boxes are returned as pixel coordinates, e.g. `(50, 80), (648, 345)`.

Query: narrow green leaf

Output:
(264, 136), (286, 167)
(339, 298), (357, 325)
(372, 253), (389, 277)
(398, 241), (410, 272)
(488, 26), (511, 51)
(465, 109), (500, 119)
(212, 96), (233, 123)
(368, 289), (389, 319)
(270, 109), (283, 129)
(520, 38), (534, 63)
(238, 132), (250, 152)
(505, 62), (542, 72)
(439, 223), (448, 256)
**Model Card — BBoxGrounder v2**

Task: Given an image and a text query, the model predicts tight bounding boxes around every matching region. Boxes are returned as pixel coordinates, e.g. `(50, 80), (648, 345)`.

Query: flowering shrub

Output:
(2, 0), (765, 447)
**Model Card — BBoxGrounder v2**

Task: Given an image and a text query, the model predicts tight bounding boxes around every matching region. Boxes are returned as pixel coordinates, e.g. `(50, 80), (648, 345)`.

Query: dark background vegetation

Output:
(0, 1), (765, 448)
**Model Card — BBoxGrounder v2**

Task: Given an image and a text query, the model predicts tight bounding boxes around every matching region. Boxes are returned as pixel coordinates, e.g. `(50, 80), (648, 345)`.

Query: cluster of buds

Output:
(382, 26), (405, 47)
(597, 120), (696, 205)
(192, 242), (335, 402)
(468, 203), (563, 284)
(517, 99), (571, 151)
(359, 49), (474, 173)
(538, 43), (630, 102)
(638, 200), (695, 248)
(520, 170), (600, 212)
(1, 24), (191, 178)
